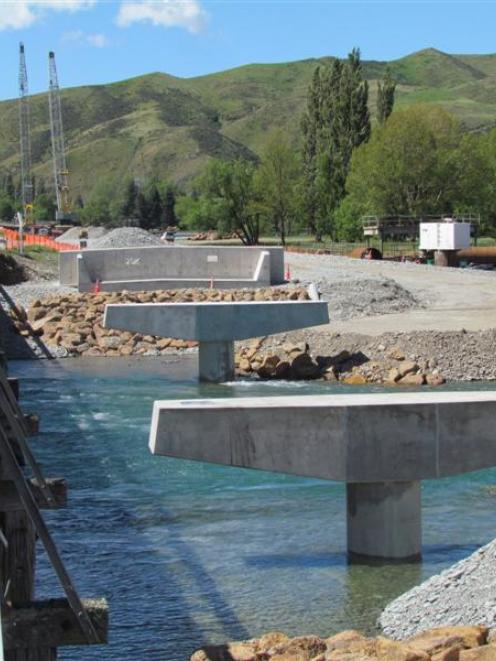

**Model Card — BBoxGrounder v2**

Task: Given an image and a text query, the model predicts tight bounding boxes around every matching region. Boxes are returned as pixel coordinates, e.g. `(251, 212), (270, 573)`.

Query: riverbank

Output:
(191, 624), (492, 660)
(3, 249), (496, 384)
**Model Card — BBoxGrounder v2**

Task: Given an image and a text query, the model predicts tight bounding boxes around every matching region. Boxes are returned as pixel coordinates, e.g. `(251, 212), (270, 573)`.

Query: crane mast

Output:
(18, 42), (33, 225)
(48, 51), (72, 222)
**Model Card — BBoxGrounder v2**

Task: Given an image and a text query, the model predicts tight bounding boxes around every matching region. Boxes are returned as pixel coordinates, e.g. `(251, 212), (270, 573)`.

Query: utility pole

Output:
(18, 43), (34, 226)
(48, 51), (72, 223)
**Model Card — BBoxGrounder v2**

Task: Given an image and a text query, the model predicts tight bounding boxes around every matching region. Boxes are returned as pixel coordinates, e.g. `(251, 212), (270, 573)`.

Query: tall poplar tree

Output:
(377, 68), (396, 125)
(301, 67), (322, 238)
(301, 48), (371, 240)
(163, 187), (177, 227)
(147, 186), (163, 228)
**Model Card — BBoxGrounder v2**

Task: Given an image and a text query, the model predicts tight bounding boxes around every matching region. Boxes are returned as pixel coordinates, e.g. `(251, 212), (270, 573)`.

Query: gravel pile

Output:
(90, 227), (162, 249)
(380, 538), (496, 639)
(316, 278), (419, 321)
(55, 225), (108, 244)
(3, 282), (74, 310)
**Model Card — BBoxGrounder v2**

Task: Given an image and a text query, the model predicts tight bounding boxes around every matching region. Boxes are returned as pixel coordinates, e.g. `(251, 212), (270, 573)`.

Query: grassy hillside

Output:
(1, 47), (496, 199)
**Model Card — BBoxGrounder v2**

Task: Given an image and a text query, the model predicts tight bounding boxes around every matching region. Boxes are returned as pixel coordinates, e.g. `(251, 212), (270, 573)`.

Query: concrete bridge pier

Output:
(103, 299), (329, 383)
(148, 392), (496, 563)
(198, 341), (235, 383)
(347, 481), (421, 562)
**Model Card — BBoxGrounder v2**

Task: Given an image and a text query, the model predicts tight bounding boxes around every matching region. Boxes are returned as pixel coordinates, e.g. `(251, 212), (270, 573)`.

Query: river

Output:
(11, 356), (496, 660)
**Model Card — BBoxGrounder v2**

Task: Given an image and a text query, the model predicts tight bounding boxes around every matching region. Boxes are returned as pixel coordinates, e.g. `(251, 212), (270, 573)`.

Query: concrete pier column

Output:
(198, 341), (235, 383)
(346, 481), (421, 562)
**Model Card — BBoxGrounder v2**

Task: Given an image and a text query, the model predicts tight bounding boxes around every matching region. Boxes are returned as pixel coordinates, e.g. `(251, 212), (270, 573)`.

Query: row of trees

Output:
(0, 171), (178, 230)
(0, 174), (59, 223)
(337, 105), (496, 238)
(80, 178), (177, 229)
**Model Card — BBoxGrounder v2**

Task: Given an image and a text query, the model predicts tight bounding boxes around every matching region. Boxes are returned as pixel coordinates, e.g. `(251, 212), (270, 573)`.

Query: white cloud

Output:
(0, 1), (97, 30)
(87, 32), (107, 47)
(117, 0), (207, 34)
(62, 29), (108, 47)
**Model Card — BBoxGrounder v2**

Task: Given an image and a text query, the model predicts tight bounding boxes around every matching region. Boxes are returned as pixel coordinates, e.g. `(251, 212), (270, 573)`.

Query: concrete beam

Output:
(103, 301), (329, 342)
(149, 392), (496, 481)
(104, 300), (329, 382)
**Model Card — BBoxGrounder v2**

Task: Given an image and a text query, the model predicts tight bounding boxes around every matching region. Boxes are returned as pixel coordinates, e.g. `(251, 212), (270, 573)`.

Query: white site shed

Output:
(419, 221), (471, 251)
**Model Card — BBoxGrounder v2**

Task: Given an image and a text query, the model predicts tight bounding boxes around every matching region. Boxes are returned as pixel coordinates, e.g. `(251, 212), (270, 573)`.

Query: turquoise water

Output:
(11, 357), (496, 660)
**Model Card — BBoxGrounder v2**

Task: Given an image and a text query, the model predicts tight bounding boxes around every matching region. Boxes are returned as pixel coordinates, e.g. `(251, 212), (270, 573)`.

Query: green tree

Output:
(342, 105), (467, 237)
(256, 131), (301, 245)
(121, 179), (138, 220)
(175, 194), (226, 231)
(33, 194), (57, 222)
(4, 173), (15, 200)
(80, 177), (119, 226)
(163, 187), (177, 227)
(301, 67), (322, 238)
(197, 159), (260, 244)
(74, 194), (84, 209)
(453, 130), (496, 235)
(377, 68), (396, 125)
(145, 186), (162, 229)
(301, 48), (371, 240)
(135, 191), (149, 228)
(0, 196), (15, 221)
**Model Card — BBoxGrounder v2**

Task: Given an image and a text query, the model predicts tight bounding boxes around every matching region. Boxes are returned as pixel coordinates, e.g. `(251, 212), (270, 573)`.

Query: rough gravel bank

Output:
(380, 539), (496, 640)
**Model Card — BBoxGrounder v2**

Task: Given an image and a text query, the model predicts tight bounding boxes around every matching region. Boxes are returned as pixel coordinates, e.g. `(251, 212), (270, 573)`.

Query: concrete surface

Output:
(198, 341), (235, 383)
(347, 481), (421, 560)
(103, 301), (329, 341)
(60, 245), (285, 291)
(103, 300), (329, 381)
(149, 391), (496, 559)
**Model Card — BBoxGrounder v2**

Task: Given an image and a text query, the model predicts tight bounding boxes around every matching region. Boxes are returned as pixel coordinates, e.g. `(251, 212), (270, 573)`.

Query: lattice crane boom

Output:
(18, 42), (33, 225)
(48, 51), (72, 221)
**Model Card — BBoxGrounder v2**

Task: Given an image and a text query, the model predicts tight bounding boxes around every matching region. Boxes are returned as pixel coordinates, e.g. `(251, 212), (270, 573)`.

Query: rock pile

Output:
(9, 287), (310, 358)
(235, 342), (445, 386)
(191, 625), (492, 661)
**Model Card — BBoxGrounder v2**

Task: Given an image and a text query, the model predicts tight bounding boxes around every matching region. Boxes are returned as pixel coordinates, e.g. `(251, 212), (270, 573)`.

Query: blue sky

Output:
(1, 0), (496, 101)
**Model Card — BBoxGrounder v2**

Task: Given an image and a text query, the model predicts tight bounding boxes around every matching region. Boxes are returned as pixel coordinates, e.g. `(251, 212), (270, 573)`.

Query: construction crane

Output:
(48, 51), (72, 222)
(18, 42), (34, 225)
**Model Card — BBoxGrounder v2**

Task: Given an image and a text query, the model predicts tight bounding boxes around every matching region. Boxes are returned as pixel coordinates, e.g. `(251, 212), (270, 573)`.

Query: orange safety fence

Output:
(0, 227), (78, 252)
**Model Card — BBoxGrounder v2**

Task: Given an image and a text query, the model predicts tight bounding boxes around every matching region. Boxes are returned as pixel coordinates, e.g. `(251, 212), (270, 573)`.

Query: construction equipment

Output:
(48, 51), (73, 223)
(18, 43), (34, 226)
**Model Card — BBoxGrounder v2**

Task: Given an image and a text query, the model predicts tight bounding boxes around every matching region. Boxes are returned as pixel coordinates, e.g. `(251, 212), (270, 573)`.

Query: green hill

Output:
(1, 47), (496, 199)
